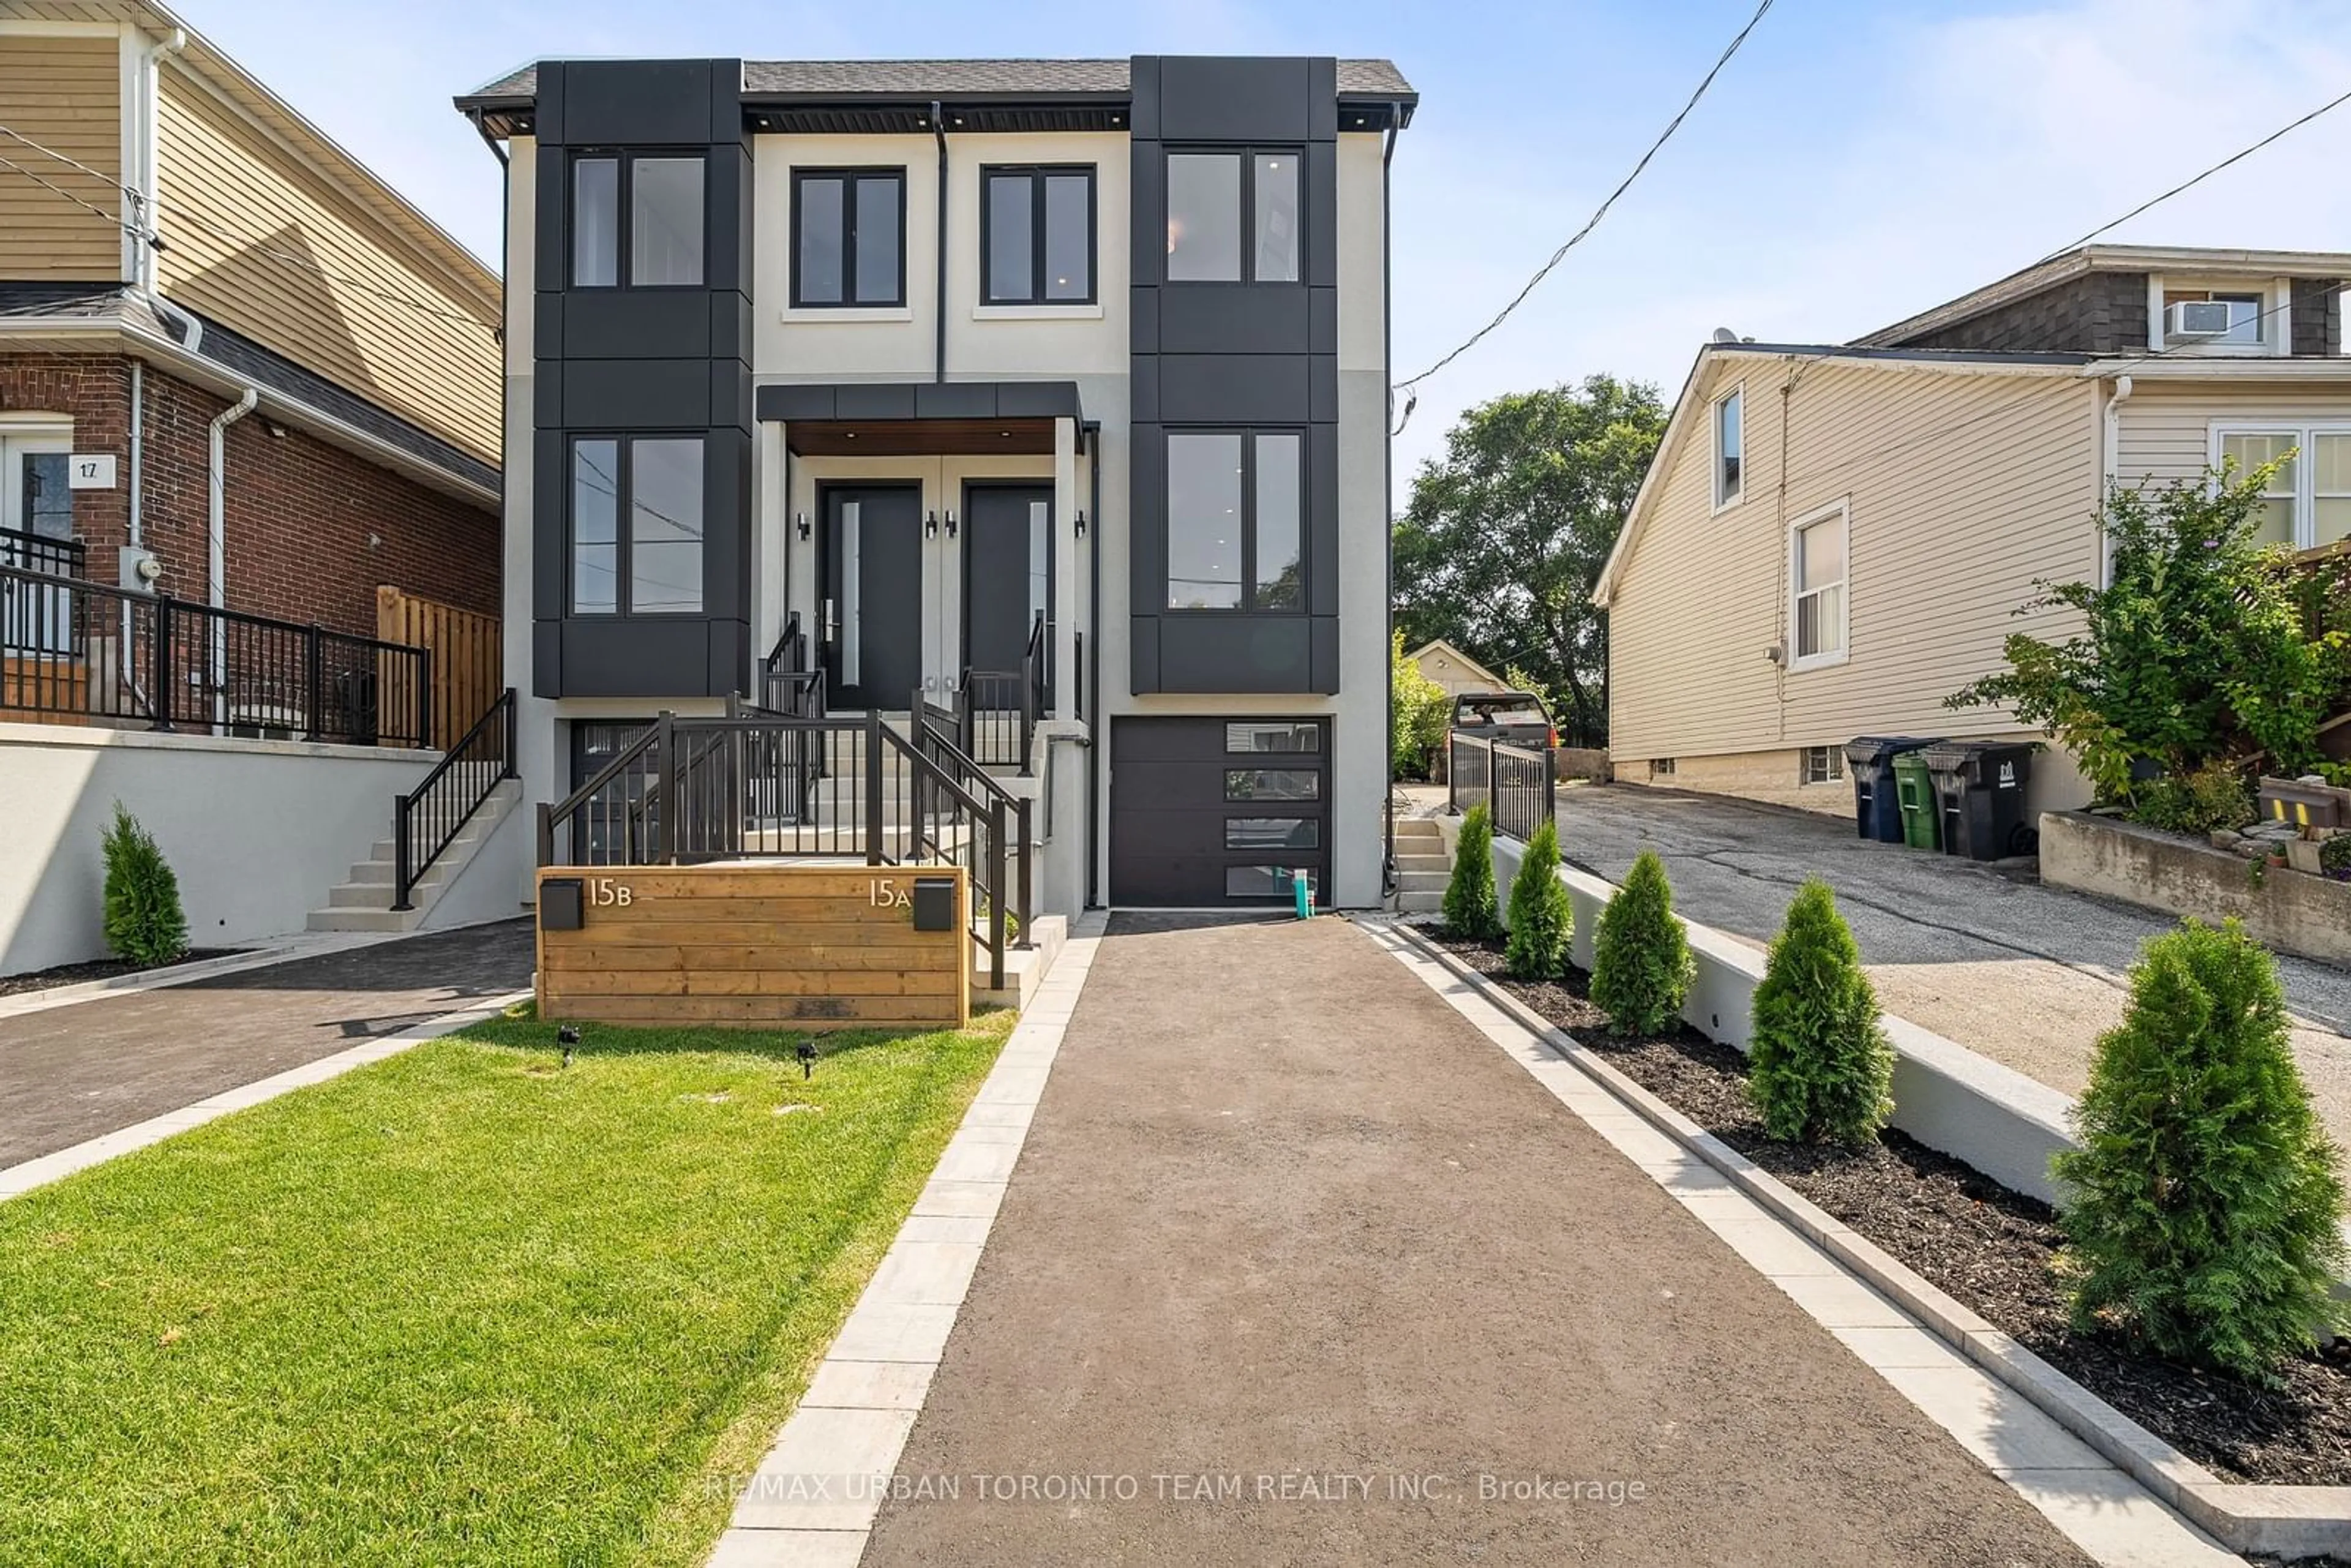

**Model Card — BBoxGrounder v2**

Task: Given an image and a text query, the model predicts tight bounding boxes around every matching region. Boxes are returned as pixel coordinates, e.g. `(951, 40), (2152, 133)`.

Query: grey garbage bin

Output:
(1919, 741), (2037, 860)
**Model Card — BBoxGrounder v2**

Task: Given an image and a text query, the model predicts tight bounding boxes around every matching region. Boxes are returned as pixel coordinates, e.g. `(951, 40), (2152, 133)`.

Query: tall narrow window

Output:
(1166, 154), (1241, 282)
(792, 169), (904, 307)
(629, 157), (704, 286)
(1715, 388), (1743, 508)
(1253, 153), (1298, 283)
(1790, 503), (1847, 668)
(1167, 430), (1307, 613)
(572, 157), (618, 287)
(984, 167), (1096, 304)
(2317, 434), (2351, 547)
(569, 435), (705, 616)
(2221, 430), (2299, 549)
(571, 439), (619, 614)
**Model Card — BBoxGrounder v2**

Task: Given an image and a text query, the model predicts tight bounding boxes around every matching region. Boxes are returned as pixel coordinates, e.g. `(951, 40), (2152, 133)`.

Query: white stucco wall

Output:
(0, 724), (429, 973)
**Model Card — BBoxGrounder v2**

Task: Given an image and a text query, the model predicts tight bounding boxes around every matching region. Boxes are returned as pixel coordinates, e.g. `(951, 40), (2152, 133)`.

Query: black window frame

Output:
(1163, 427), (1308, 616)
(789, 167), (909, 309)
(979, 163), (1098, 306)
(568, 149), (708, 291)
(1163, 145), (1305, 285)
(567, 432), (707, 619)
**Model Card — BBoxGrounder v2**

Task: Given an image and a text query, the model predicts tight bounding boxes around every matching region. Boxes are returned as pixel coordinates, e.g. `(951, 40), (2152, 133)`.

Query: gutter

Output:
(1381, 103), (1401, 902)
(932, 101), (948, 383)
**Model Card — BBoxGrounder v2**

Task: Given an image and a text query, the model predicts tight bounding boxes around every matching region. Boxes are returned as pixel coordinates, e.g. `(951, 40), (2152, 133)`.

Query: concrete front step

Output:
(308, 780), (520, 935)
(1395, 891), (1443, 913)
(1396, 869), (1447, 895)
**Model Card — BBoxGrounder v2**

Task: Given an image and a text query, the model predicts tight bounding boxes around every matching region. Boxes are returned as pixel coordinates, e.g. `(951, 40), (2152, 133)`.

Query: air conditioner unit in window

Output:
(2167, 299), (2235, 338)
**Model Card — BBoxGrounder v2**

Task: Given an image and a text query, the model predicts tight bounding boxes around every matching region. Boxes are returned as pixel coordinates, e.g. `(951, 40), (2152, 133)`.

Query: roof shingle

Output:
(463, 57), (1414, 103)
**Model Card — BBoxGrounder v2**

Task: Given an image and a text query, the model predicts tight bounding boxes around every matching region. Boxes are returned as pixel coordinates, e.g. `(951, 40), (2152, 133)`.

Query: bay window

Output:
(571, 435), (705, 615)
(571, 152), (705, 289)
(1167, 430), (1305, 612)
(1165, 149), (1301, 283)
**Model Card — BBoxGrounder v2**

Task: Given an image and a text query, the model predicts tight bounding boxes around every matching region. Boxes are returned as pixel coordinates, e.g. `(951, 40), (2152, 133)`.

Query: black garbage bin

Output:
(1919, 741), (2037, 860)
(1841, 737), (1942, 843)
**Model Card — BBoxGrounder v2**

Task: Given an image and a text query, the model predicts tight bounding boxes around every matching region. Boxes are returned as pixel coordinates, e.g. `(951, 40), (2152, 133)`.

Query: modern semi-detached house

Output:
(454, 56), (1415, 914)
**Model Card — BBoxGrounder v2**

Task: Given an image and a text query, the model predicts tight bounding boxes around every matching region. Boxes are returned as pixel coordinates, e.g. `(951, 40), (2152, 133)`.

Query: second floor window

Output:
(571, 435), (704, 616)
(984, 167), (1095, 304)
(1166, 149), (1300, 283)
(572, 154), (704, 288)
(793, 169), (905, 307)
(1714, 388), (1743, 508)
(1167, 430), (1303, 612)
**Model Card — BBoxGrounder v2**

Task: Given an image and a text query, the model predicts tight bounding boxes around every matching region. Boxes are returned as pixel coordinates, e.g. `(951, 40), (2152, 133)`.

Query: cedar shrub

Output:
(1747, 879), (1892, 1146)
(1441, 804), (1501, 940)
(2053, 918), (2349, 1379)
(1590, 848), (1695, 1037)
(101, 802), (190, 968)
(1504, 818), (1572, 981)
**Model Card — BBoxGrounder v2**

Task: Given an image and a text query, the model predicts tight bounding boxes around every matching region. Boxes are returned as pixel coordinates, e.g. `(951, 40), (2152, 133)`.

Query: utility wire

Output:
(2036, 83), (2351, 263)
(0, 152), (143, 239)
(0, 122), (499, 336)
(1392, 0), (1776, 403)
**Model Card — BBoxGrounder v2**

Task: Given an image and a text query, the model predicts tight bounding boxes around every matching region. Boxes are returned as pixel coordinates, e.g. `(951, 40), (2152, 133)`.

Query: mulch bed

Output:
(0, 949), (240, 999)
(1430, 930), (2351, 1490)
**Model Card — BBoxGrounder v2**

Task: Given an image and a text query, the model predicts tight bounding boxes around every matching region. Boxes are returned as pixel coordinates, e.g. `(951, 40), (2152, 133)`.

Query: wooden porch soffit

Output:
(754, 381), (1084, 457)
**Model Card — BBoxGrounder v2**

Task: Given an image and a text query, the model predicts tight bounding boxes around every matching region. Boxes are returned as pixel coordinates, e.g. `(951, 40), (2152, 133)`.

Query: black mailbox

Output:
(910, 877), (957, 932)
(539, 877), (584, 932)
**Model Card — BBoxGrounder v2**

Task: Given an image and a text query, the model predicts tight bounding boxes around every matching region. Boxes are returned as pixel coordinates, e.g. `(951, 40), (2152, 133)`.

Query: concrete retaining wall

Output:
(1552, 746), (1612, 784)
(0, 722), (427, 973)
(2040, 809), (2351, 967)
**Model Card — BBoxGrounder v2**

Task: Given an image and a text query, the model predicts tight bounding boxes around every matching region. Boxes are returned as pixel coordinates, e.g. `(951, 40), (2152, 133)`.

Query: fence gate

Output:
(377, 585), (500, 750)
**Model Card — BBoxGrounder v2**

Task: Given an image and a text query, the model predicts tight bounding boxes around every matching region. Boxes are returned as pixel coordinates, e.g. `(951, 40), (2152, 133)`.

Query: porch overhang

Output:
(756, 381), (1084, 457)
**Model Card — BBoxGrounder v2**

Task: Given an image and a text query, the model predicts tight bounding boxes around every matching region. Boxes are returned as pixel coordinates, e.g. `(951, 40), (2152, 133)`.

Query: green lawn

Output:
(0, 1007), (1011, 1567)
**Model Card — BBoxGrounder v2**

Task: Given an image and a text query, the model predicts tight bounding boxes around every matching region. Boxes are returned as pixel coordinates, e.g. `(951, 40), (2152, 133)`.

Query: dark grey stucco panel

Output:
(1130, 422), (1166, 622)
(834, 383), (919, 421)
(560, 620), (714, 697)
(533, 367), (563, 429)
(560, 58), (719, 144)
(1128, 141), (1166, 289)
(1306, 141), (1338, 290)
(1309, 288), (1337, 354)
(564, 360), (714, 428)
(533, 143), (565, 289)
(1130, 357), (1160, 425)
(756, 384), (836, 423)
(533, 59), (566, 144)
(563, 291), (711, 361)
(533, 430), (566, 620)
(913, 381), (996, 420)
(1310, 615), (1340, 693)
(1129, 614), (1161, 692)
(1130, 286), (1160, 353)
(1308, 424), (1338, 617)
(533, 619), (561, 698)
(1158, 57), (1312, 142)
(1310, 358), (1338, 423)
(1129, 54), (1162, 140)
(1157, 355), (1311, 424)
(707, 620), (748, 694)
(994, 381), (1082, 419)
(536, 293), (565, 359)
(1156, 615), (1314, 692)
(707, 428), (752, 621)
(708, 142), (750, 296)
(1308, 58), (1338, 141)
(1158, 286), (1311, 355)
(712, 293), (752, 366)
(709, 363), (751, 432)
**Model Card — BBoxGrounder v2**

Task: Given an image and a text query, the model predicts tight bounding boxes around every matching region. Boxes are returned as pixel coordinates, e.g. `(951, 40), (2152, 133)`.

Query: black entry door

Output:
(964, 485), (1050, 695)
(1110, 717), (1330, 906)
(822, 485), (923, 711)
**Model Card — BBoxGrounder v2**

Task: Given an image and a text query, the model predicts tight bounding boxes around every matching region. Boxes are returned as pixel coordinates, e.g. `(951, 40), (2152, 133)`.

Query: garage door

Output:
(1110, 717), (1330, 907)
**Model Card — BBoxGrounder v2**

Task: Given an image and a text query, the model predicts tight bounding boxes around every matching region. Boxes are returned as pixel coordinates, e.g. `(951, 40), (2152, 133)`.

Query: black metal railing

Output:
(957, 611), (1047, 774)
(0, 561), (429, 746)
(761, 613), (823, 718)
(535, 708), (1038, 990)
(394, 688), (517, 910)
(1448, 730), (1558, 844)
(1, 526), (83, 584)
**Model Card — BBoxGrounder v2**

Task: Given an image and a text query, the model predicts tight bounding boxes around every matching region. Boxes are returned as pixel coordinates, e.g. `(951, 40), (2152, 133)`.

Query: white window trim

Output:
(2208, 419), (2351, 549)
(1711, 381), (1745, 514)
(970, 303), (1106, 322)
(778, 306), (914, 324)
(1799, 745), (1844, 786)
(1786, 497), (1850, 673)
(2148, 274), (2292, 358)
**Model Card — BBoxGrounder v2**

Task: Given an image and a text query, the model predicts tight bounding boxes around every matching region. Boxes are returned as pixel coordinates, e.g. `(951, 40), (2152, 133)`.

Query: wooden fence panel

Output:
(377, 585), (500, 751)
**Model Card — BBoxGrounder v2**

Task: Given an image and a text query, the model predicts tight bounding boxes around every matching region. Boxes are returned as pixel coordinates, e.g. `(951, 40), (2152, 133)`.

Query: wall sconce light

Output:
(795, 512), (811, 542)
(945, 509), (959, 539)
(924, 511), (939, 538)
(1073, 509), (1088, 539)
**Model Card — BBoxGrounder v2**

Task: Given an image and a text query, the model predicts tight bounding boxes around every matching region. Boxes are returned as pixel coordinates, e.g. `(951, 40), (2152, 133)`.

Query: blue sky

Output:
(171, 0), (2351, 479)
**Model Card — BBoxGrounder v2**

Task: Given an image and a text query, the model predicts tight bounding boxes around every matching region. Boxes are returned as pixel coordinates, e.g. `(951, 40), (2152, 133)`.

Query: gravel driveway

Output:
(1554, 783), (2351, 1149)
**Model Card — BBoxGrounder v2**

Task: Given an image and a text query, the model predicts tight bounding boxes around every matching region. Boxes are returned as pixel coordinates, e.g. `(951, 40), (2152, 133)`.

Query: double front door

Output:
(818, 482), (1052, 713)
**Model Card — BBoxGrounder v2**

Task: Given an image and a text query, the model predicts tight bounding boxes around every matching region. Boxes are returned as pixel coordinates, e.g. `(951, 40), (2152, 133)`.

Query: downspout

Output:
(1086, 420), (1102, 907)
(2099, 374), (2132, 587)
(208, 387), (258, 721)
(932, 102), (948, 382)
(127, 360), (143, 546)
(1381, 105), (1402, 903)
(130, 27), (185, 296)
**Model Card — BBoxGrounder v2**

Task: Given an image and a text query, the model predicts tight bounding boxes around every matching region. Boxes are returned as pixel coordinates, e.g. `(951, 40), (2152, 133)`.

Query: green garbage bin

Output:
(1892, 751), (1941, 850)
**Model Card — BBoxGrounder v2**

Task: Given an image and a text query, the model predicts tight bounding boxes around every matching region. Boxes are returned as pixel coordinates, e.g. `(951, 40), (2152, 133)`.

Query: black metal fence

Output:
(1448, 730), (1558, 842)
(0, 561), (430, 747)
(394, 688), (517, 909)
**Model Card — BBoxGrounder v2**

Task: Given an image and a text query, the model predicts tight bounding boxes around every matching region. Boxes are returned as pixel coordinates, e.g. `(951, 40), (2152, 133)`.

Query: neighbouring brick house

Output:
(0, 2), (501, 664)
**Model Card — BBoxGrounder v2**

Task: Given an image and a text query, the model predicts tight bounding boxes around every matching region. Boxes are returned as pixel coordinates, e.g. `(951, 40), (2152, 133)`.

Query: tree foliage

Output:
(1948, 464), (2351, 803)
(1504, 819), (1573, 981)
(1390, 631), (1452, 779)
(1441, 805), (1502, 941)
(102, 802), (189, 968)
(1747, 880), (1893, 1146)
(2053, 920), (2348, 1379)
(1395, 378), (1667, 748)
(1590, 849), (1695, 1037)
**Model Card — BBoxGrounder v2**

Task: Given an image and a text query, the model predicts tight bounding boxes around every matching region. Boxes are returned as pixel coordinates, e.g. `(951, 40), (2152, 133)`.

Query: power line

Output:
(0, 152), (140, 239)
(2037, 84), (2351, 262)
(0, 122), (499, 337)
(1392, 0), (1776, 401)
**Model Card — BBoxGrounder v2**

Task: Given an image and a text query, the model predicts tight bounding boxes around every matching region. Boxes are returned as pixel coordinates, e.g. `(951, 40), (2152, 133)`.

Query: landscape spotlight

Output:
(796, 1041), (817, 1079)
(557, 1024), (579, 1068)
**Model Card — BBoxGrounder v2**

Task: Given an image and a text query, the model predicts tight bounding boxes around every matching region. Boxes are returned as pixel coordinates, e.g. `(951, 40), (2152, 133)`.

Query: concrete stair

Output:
(306, 780), (522, 934)
(1393, 814), (1450, 913)
(972, 912), (1068, 1010)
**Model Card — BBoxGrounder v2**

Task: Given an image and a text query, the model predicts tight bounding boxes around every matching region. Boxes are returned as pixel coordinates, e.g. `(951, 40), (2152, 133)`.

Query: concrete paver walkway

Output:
(1554, 783), (2351, 1150)
(0, 920), (535, 1168)
(860, 914), (2092, 1566)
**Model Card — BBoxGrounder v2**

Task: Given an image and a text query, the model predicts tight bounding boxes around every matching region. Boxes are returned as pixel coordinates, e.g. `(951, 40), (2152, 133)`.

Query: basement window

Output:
(1801, 746), (1843, 786)
(1649, 757), (1677, 778)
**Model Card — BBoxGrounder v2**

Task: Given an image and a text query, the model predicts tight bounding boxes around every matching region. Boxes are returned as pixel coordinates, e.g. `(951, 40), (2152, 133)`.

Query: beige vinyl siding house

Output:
(1598, 246), (2351, 823)
(0, 32), (124, 279)
(1602, 348), (2100, 813)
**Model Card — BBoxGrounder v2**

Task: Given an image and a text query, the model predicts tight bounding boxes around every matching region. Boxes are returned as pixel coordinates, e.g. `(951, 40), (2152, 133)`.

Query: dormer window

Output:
(2150, 276), (2289, 355)
(2164, 289), (2264, 346)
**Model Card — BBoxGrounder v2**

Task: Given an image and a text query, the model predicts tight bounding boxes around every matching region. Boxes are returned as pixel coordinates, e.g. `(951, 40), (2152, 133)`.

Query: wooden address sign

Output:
(534, 864), (970, 1031)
